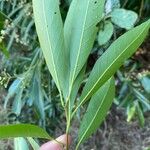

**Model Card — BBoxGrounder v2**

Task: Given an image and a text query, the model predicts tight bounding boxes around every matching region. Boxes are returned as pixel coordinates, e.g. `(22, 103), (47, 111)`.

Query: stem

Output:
(65, 94), (71, 150)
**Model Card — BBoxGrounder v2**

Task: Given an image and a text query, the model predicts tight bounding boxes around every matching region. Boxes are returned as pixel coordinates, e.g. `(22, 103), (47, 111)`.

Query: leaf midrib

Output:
(77, 83), (110, 148)
(80, 23), (148, 104)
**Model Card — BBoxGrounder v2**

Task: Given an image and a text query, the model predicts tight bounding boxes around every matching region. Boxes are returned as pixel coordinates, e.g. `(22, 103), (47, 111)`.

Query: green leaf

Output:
(27, 137), (40, 150)
(0, 42), (10, 58)
(64, 0), (105, 91)
(31, 69), (45, 120)
(79, 19), (150, 108)
(138, 75), (150, 94)
(135, 101), (145, 127)
(12, 88), (23, 116)
(70, 65), (86, 112)
(0, 124), (51, 140)
(76, 78), (115, 149)
(33, 0), (69, 96)
(127, 104), (136, 122)
(98, 21), (114, 45)
(0, 12), (5, 30)
(111, 8), (138, 30)
(14, 138), (29, 150)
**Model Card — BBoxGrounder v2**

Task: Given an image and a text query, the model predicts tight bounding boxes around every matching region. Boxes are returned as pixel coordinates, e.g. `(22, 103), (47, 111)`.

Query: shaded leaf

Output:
(31, 69), (45, 120)
(0, 124), (51, 140)
(127, 104), (136, 122)
(135, 101), (145, 127)
(138, 75), (150, 94)
(12, 88), (23, 116)
(111, 8), (138, 30)
(98, 21), (114, 45)
(105, 0), (120, 14)
(77, 78), (115, 149)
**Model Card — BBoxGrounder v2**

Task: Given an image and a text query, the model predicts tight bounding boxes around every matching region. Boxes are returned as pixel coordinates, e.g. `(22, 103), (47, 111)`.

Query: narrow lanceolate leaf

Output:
(76, 78), (115, 149)
(14, 138), (29, 150)
(79, 19), (150, 107)
(27, 137), (40, 150)
(33, 0), (68, 96)
(64, 0), (105, 90)
(0, 124), (51, 140)
(70, 65), (86, 112)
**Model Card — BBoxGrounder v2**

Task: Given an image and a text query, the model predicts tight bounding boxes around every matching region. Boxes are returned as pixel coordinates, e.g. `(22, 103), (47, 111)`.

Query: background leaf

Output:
(79, 19), (150, 107)
(77, 78), (115, 149)
(64, 0), (105, 92)
(27, 137), (40, 150)
(105, 0), (120, 14)
(98, 21), (114, 45)
(111, 8), (138, 30)
(0, 124), (51, 140)
(14, 138), (29, 150)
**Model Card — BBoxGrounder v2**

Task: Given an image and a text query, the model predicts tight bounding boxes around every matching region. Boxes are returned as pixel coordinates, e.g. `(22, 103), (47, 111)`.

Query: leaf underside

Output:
(79, 19), (150, 106)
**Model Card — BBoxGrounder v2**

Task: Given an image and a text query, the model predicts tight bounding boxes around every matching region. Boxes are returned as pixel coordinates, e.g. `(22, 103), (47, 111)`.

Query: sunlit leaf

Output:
(0, 124), (51, 140)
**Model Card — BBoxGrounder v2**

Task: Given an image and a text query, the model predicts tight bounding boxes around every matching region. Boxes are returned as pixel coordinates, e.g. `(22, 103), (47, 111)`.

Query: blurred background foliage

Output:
(0, 0), (150, 149)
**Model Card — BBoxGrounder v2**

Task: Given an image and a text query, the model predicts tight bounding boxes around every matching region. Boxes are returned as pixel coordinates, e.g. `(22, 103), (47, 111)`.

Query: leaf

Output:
(0, 124), (51, 140)
(27, 137), (40, 150)
(133, 88), (150, 110)
(33, 0), (68, 96)
(105, 0), (120, 14)
(138, 75), (150, 94)
(76, 78), (115, 149)
(111, 8), (138, 30)
(0, 11), (5, 30)
(70, 65), (86, 112)
(31, 69), (45, 120)
(127, 104), (136, 122)
(4, 78), (23, 109)
(0, 42), (10, 58)
(12, 88), (23, 116)
(135, 101), (145, 127)
(64, 0), (105, 91)
(98, 21), (114, 45)
(79, 19), (150, 108)
(14, 138), (29, 150)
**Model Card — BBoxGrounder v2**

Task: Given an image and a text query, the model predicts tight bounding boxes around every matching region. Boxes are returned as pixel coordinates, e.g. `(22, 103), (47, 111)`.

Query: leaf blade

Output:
(77, 78), (115, 148)
(79, 19), (150, 106)
(64, 0), (105, 90)
(0, 124), (51, 140)
(33, 0), (68, 96)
